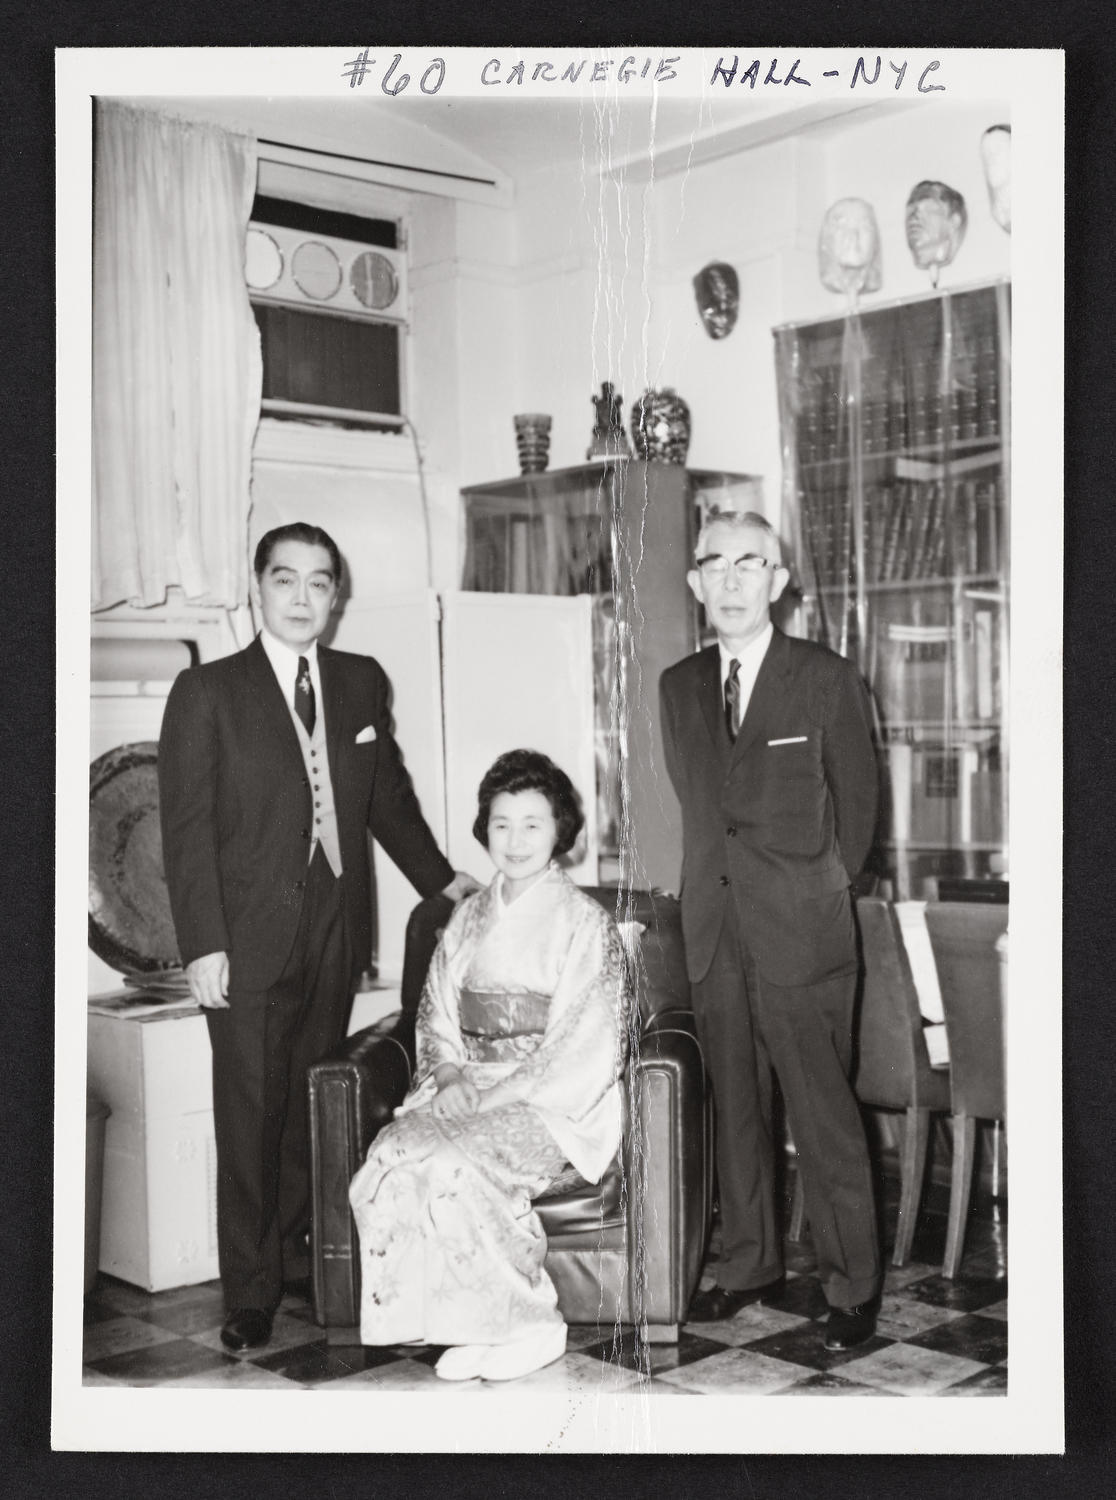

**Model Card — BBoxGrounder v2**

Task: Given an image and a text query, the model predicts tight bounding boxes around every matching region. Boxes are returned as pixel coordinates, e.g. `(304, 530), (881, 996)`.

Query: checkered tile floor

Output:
(83, 1185), (1006, 1397)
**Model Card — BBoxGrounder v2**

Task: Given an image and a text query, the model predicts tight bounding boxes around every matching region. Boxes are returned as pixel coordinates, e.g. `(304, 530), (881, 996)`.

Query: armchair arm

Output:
(306, 1014), (415, 1327)
(625, 1012), (712, 1331)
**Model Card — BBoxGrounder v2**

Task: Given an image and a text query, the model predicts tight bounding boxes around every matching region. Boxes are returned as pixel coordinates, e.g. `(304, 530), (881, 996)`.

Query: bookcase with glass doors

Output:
(774, 282), (1010, 901)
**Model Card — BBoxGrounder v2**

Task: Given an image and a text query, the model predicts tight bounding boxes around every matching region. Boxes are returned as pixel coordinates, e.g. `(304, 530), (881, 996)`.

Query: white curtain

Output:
(92, 101), (262, 610)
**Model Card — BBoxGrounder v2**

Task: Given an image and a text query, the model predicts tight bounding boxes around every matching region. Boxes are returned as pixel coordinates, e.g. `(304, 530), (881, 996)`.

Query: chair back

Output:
(399, 894), (455, 1017)
(924, 902), (1008, 1122)
(601, 889), (691, 1028)
(853, 896), (944, 1111)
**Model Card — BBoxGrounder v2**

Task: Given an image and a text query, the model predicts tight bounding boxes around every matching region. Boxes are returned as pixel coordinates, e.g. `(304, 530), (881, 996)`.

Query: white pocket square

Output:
(768, 736), (808, 746)
(355, 726), (377, 744)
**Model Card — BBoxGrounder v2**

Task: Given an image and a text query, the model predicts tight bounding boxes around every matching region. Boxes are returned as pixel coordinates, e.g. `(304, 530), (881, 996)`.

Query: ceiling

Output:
(164, 90), (906, 194)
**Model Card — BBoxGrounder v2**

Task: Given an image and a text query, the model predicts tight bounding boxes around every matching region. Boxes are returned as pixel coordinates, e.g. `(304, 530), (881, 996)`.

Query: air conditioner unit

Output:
(245, 221), (407, 426)
(245, 221), (408, 324)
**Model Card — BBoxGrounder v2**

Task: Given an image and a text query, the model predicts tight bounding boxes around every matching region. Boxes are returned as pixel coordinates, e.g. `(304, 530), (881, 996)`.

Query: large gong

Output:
(88, 742), (183, 981)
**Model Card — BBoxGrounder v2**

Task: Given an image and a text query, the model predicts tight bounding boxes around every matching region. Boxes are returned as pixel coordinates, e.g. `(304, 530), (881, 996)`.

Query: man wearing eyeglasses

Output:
(659, 508), (881, 1350)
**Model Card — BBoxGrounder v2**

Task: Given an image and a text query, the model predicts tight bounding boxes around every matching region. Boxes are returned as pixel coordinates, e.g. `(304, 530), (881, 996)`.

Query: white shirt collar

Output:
(718, 622), (773, 683)
(259, 627), (320, 697)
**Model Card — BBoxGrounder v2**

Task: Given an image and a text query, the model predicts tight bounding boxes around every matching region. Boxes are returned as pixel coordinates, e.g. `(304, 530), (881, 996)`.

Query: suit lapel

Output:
(243, 636), (305, 773)
(693, 646), (732, 766)
(732, 629), (793, 760)
(318, 647), (347, 787)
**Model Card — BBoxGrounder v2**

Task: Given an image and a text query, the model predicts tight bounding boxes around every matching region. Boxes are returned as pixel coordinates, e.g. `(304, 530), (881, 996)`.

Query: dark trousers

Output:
(206, 846), (354, 1311)
(691, 914), (880, 1310)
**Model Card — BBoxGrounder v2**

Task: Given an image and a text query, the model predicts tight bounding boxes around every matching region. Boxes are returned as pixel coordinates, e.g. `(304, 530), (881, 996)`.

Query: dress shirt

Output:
(259, 628), (323, 718)
(718, 623), (773, 727)
(259, 628), (342, 874)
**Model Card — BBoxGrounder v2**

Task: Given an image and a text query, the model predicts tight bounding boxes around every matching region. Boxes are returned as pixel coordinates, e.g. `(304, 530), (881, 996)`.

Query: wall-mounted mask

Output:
(905, 180), (968, 284)
(818, 198), (882, 307)
(692, 261), (740, 340)
(981, 125), (1011, 233)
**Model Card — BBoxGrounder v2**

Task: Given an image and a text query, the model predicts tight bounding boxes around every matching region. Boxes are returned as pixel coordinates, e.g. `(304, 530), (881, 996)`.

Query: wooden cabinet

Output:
(461, 460), (761, 892)
(774, 282), (1010, 900)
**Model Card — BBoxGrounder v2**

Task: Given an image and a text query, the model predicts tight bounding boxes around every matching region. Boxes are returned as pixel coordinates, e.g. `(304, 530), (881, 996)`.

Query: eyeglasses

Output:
(695, 553), (782, 581)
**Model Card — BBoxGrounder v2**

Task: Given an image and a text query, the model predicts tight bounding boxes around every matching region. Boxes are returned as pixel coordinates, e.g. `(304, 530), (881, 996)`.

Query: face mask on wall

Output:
(818, 198), (883, 309)
(692, 261), (740, 340)
(981, 125), (1011, 234)
(905, 180), (968, 286)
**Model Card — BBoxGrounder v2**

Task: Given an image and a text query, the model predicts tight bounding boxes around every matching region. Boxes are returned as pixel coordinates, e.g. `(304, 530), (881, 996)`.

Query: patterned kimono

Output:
(349, 866), (630, 1347)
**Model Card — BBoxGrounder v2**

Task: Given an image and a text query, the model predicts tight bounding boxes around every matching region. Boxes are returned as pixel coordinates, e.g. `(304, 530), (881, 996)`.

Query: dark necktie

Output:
(724, 657), (741, 740)
(294, 655), (316, 737)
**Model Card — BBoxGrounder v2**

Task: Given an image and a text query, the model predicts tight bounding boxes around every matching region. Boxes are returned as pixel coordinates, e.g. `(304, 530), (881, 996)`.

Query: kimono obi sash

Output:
(458, 988), (550, 1064)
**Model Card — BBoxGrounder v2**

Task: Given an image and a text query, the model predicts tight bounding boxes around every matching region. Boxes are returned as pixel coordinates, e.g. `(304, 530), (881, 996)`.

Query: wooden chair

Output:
(788, 897), (951, 1266)
(924, 901), (1008, 1279)
(854, 897), (954, 1265)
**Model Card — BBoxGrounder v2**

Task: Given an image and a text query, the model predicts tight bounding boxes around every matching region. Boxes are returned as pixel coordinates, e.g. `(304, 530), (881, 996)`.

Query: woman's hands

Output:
(430, 1066), (517, 1123)
(475, 1083), (514, 1115)
(431, 1065), (479, 1123)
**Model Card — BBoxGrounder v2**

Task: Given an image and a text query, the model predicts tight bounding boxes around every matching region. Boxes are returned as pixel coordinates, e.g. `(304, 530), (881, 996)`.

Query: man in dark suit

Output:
(159, 522), (477, 1352)
(659, 509), (881, 1350)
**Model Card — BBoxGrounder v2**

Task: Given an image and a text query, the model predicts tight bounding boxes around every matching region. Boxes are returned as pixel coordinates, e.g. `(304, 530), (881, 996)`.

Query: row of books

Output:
(797, 391), (1002, 464)
(793, 313), (1002, 464)
(801, 475), (1006, 587)
(872, 602), (1004, 725)
(881, 740), (1005, 847)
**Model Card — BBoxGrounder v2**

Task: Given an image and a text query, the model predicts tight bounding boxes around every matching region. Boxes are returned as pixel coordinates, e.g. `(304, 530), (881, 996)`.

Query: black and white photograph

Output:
(54, 45), (1064, 1454)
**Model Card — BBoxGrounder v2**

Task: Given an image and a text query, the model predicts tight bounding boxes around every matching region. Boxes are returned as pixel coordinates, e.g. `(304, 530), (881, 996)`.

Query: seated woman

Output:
(349, 749), (631, 1382)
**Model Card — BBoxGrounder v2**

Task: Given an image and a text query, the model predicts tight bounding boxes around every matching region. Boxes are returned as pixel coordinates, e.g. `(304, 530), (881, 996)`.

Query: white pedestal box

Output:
(87, 984), (400, 1292)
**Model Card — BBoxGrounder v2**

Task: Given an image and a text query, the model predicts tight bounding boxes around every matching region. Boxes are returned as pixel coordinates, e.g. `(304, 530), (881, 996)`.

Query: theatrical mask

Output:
(981, 125), (1011, 233)
(905, 180), (968, 277)
(818, 199), (883, 302)
(692, 261), (740, 340)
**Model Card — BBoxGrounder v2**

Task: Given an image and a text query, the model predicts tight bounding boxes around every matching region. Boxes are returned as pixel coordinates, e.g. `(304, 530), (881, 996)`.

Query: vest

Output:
(292, 700), (343, 876)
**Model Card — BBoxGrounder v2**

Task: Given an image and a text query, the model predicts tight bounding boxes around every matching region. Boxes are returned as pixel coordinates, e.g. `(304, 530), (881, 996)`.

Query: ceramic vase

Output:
(630, 388), (691, 465)
(513, 412), (552, 474)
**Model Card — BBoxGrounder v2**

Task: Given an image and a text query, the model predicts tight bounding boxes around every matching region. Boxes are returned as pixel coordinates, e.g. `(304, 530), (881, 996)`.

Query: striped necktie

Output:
(724, 657), (741, 740)
(294, 655), (316, 737)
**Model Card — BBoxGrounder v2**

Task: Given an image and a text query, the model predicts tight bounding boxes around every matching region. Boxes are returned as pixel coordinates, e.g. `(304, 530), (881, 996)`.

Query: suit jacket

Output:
(158, 635), (454, 992)
(659, 629), (878, 989)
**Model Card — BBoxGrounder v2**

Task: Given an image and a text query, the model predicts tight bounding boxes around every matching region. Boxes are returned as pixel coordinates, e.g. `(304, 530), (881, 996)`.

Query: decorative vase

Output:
(630, 388), (691, 465)
(513, 412), (552, 474)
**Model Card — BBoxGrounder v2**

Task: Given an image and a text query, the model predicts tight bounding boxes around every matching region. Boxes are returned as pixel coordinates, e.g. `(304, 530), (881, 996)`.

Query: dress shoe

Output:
(282, 1276), (313, 1303)
(478, 1323), (567, 1382)
(220, 1308), (274, 1352)
(686, 1277), (786, 1322)
(824, 1301), (878, 1351)
(434, 1343), (491, 1381)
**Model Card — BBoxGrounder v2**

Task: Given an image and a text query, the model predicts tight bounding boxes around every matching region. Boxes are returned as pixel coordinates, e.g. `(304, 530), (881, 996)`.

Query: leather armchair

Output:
(307, 887), (712, 1344)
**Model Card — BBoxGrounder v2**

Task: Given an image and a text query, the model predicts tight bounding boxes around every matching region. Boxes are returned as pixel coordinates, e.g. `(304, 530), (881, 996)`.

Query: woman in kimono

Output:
(349, 749), (631, 1382)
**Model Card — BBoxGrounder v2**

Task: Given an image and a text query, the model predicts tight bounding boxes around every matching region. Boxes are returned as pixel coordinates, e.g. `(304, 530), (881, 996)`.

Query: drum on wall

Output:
(88, 741), (185, 988)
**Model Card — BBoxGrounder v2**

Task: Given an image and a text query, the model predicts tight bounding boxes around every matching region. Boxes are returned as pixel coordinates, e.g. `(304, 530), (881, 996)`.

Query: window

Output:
(247, 195), (407, 428)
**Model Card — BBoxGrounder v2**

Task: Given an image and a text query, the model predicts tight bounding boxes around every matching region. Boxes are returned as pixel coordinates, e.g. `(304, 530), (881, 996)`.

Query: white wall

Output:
(496, 160), (653, 481)
(642, 135), (822, 507)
